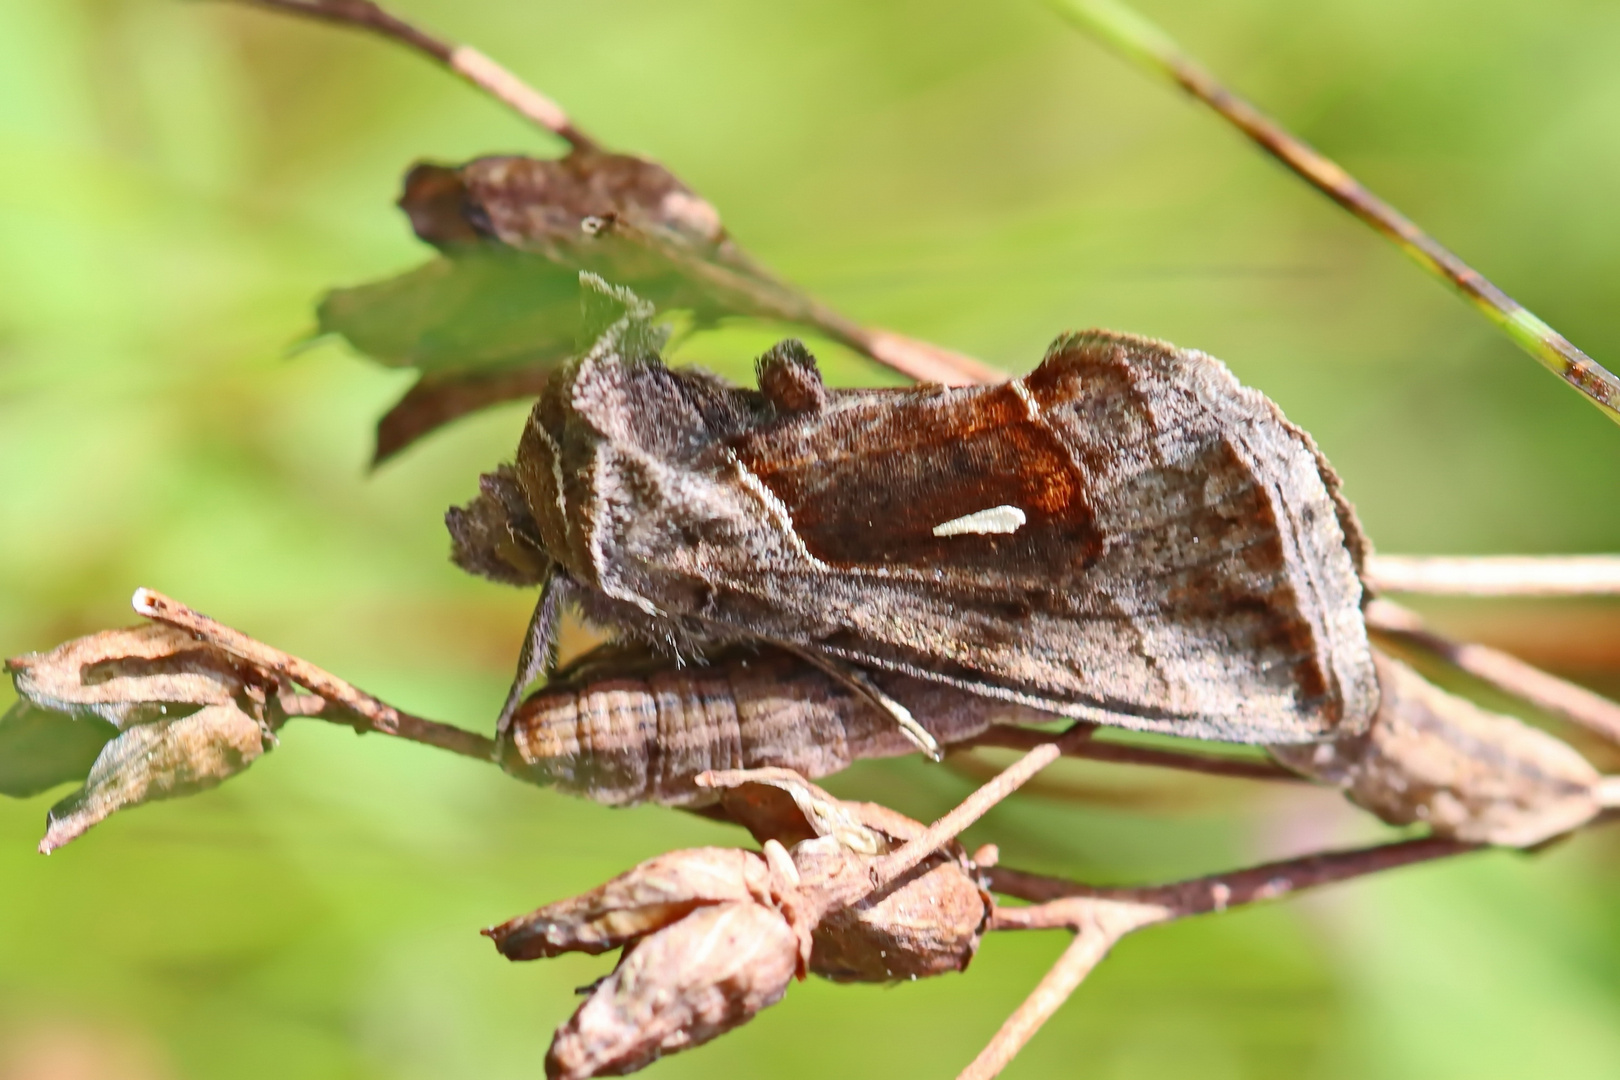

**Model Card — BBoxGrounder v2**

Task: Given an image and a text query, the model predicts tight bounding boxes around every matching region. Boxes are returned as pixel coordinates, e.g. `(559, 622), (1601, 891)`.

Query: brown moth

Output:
(466, 277), (1377, 749)
(507, 641), (1609, 848)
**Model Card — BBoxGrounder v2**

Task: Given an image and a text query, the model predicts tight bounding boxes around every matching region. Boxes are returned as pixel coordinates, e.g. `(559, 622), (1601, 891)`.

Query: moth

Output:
(504, 640), (1606, 848)
(455, 278), (1378, 754)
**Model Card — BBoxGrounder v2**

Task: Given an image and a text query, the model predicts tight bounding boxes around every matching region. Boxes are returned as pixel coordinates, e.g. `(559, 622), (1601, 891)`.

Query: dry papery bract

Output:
(3, 624), (272, 853)
(486, 768), (989, 1079)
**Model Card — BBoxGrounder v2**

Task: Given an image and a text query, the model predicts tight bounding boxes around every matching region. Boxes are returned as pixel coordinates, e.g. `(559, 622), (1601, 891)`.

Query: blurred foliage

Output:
(3, 0), (1620, 1077)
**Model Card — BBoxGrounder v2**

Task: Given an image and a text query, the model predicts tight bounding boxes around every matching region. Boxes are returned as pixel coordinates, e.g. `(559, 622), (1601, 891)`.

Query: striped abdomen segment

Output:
(502, 647), (1025, 806)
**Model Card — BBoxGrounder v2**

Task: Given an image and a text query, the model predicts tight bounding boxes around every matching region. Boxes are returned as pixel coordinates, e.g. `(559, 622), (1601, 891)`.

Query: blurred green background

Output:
(4, 0), (1620, 1077)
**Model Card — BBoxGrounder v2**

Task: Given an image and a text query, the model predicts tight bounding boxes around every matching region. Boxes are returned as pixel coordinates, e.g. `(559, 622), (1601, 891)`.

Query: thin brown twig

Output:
(230, 0), (596, 150)
(1366, 554), (1620, 597)
(132, 587), (496, 761)
(986, 833), (1477, 917)
(1048, 0), (1620, 425)
(810, 740), (1069, 917)
(869, 741), (1066, 890)
(1366, 598), (1620, 749)
(604, 218), (1003, 386)
(957, 919), (1132, 1080)
(957, 834), (1479, 1079)
(963, 723), (1300, 782)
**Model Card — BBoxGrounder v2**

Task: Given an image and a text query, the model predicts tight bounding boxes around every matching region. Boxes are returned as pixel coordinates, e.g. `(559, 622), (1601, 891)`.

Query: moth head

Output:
(445, 464), (553, 587)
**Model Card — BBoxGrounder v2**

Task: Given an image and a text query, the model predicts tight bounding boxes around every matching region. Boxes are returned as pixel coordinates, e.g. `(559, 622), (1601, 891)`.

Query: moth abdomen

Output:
(499, 645), (1024, 806)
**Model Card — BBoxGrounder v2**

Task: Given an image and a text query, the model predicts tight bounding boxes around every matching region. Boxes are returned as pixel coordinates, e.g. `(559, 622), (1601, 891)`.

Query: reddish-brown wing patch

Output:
(728, 383), (1103, 576)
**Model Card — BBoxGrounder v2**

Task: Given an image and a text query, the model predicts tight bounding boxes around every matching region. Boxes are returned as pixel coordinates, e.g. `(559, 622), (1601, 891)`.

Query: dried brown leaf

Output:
(404, 154), (725, 263)
(376, 367), (554, 466)
(485, 848), (774, 961)
(404, 154), (819, 333)
(545, 901), (798, 1080)
(40, 702), (269, 853)
(7, 624), (248, 726)
(1272, 652), (1603, 846)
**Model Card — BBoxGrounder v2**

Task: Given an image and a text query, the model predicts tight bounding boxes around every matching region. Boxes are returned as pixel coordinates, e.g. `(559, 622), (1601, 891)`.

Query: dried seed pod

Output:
(545, 901), (799, 1080)
(793, 835), (988, 982)
(699, 766), (893, 853)
(7, 623), (250, 726)
(1271, 652), (1603, 846)
(7, 625), (274, 852)
(40, 701), (269, 854)
(503, 642), (1044, 806)
(700, 768), (990, 983)
(485, 847), (775, 960)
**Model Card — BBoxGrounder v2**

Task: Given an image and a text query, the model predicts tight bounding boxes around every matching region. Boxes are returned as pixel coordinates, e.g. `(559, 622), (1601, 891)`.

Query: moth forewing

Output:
(515, 315), (1377, 746)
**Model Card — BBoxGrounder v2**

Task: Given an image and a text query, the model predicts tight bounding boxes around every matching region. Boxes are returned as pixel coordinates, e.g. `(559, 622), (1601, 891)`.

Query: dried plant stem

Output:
(961, 835), (1478, 1078)
(131, 588), (496, 761)
(956, 919), (1132, 1080)
(809, 742), (1067, 918)
(869, 741), (1065, 888)
(1048, 0), (1620, 425)
(222, 0), (1001, 389)
(1367, 554), (1620, 597)
(965, 723), (1300, 782)
(1366, 598), (1620, 748)
(989, 834), (1477, 916)
(230, 0), (595, 149)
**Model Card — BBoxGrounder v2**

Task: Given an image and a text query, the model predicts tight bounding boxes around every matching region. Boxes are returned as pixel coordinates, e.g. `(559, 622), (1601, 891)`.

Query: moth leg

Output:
(779, 644), (943, 762)
(496, 571), (570, 738)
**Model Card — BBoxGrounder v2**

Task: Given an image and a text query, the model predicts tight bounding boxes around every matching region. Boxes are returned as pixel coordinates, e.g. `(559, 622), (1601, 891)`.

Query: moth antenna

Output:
(776, 643), (943, 761)
(497, 572), (570, 738)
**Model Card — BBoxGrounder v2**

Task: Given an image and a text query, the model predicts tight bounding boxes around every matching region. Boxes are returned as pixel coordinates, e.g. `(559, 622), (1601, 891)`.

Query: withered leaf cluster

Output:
(1273, 652), (1606, 847)
(3, 625), (273, 853)
(322, 150), (832, 464)
(486, 769), (987, 1079)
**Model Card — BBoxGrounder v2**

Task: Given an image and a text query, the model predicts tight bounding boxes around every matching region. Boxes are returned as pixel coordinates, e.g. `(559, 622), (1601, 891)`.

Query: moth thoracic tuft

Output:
(490, 282), (1376, 747)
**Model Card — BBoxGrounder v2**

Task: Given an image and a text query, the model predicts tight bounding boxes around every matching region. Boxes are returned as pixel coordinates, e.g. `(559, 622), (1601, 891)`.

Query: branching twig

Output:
(230, 0), (595, 150)
(963, 723), (1299, 782)
(1366, 598), (1620, 749)
(986, 833), (1476, 915)
(957, 921), (1129, 1080)
(132, 587), (496, 761)
(104, 587), (1608, 1080)
(868, 740), (1067, 892)
(1367, 554), (1620, 597)
(960, 834), (1479, 1079)
(1048, 0), (1620, 426)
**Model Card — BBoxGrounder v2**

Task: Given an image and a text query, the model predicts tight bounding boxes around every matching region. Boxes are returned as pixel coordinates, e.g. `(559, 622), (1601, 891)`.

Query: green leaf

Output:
(0, 700), (116, 799)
